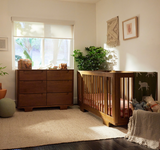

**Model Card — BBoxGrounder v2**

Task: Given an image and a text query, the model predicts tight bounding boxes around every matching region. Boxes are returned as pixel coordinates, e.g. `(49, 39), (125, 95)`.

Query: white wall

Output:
(96, 0), (160, 100)
(0, 0), (96, 103)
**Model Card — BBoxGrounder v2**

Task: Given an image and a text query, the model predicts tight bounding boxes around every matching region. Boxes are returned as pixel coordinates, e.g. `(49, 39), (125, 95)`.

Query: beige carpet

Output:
(0, 105), (127, 149)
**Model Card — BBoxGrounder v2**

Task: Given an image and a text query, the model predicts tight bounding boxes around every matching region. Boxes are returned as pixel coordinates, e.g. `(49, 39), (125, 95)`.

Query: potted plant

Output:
(0, 64), (8, 90)
(72, 46), (117, 71)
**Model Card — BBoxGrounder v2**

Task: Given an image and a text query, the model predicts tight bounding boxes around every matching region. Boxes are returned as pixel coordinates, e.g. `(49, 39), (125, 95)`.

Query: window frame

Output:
(12, 18), (75, 70)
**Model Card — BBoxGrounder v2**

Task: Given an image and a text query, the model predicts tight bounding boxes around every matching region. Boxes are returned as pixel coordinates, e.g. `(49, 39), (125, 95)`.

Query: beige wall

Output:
(96, 0), (160, 100)
(0, 0), (96, 103)
(2, 0), (159, 103)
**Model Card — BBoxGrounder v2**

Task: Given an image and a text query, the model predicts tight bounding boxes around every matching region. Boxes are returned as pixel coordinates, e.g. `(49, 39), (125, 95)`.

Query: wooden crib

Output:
(77, 71), (158, 127)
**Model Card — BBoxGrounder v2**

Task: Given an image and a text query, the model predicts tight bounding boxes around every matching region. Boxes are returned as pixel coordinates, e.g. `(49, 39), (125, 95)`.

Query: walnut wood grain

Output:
(78, 70), (135, 126)
(16, 70), (74, 111)
(47, 81), (72, 93)
(47, 70), (73, 80)
(18, 94), (46, 107)
(47, 93), (72, 105)
(19, 70), (46, 80)
(19, 81), (46, 93)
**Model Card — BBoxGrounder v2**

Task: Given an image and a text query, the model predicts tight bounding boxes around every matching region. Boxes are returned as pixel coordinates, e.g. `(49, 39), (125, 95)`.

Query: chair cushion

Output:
(0, 98), (15, 117)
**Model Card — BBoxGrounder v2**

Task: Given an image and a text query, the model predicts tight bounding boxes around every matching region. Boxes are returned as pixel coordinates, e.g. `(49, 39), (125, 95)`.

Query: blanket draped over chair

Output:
(125, 110), (160, 149)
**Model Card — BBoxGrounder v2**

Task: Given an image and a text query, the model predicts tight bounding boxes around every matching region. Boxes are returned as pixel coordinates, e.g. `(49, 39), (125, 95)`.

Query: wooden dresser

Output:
(15, 70), (74, 111)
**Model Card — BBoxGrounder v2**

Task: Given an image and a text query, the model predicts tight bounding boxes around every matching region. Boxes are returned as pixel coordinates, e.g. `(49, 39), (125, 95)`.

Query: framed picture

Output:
(122, 16), (138, 40)
(0, 37), (8, 50)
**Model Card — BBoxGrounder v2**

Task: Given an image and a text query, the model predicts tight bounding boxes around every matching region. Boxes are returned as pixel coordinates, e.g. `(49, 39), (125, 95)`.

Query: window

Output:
(13, 21), (74, 69)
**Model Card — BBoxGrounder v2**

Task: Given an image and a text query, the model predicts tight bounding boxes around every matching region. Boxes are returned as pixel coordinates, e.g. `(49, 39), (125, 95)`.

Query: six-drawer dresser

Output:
(15, 70), (74, 111)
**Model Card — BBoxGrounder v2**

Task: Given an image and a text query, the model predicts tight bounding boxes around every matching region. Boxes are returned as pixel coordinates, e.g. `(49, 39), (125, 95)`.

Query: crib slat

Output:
(91, 75), (93, 108)
(101, 77), (103, 112)
(90, 76), (93, 108)
(128, 77), (130, 117)
(123, 77), (125, 118)
(104, 77), (108, 114)
(90, 75), (91, 106)
(98, 76), (100, 111)
(110, 77), (112, 116)
(83, 75), (85, 104)
(85, 75), (87, 104)
(100, 77), (102, 112)
(94, 76), (96, 109)
(108, 77), (110, 115)
(88, 75), (90, 105)
(77, 73), (80, 102)
(106, 77), (108, 114)
(100, 76), (102, 112)
(79, 73), (81, 102)
(96, 76), (98, 109)
(86, 75), (88, 104)
(79, 72), (82, 103)
(97, 76), (99, 110)
(93, 76), (95, 108)
(109, 77), (111, 116)
(85, 75), (88, 104)
(88, 75), (89, 105)
(102, 77), (104, 112)
(107, 77), (109, 115)
(89, 75), (91, 106)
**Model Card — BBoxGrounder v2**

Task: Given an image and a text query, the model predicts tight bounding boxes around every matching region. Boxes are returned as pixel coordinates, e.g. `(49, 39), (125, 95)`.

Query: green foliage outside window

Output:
(15, 38), (40, 66)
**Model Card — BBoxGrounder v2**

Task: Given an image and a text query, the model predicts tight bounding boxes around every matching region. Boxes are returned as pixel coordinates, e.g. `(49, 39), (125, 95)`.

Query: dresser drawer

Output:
(19, 70), (46, 80)
(47, 70), (73, 80)
(18, 94), (46, 107)
(19, 81), (46, 93)
(47, 93), (72, 105)
(47, 81), (72, 92)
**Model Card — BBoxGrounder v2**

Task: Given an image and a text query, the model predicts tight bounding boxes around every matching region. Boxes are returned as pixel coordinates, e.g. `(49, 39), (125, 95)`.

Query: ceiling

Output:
(58, 0), (100, 3)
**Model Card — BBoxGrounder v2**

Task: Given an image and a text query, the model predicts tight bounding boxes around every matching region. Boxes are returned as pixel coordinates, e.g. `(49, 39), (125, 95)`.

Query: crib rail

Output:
(77, 70), (158, 126)
(78, 71), (116, 125)
(78, 71), (134, 126)
(115, 73), (134, 125)
(82, 74), (113, 115)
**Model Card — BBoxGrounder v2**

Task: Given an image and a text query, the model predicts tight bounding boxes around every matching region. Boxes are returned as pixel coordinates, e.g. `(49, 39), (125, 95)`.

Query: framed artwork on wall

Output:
(122, 16), (138, 40)
(0, 37), (8, 50)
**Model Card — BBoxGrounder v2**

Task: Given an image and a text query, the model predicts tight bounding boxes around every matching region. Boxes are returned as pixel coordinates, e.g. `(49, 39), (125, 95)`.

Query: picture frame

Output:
(122, 16), (138, 40)
(0, 37), (8, 50)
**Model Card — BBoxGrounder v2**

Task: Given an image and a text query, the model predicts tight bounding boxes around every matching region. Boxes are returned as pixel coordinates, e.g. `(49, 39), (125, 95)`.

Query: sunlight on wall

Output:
(104, 43), (119, 70)
(125, 53), (138, 71)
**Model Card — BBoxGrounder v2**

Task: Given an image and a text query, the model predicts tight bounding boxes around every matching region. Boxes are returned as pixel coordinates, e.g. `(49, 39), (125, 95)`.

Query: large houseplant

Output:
(0, 64), (8, 89)
(72, 46), (117, 71)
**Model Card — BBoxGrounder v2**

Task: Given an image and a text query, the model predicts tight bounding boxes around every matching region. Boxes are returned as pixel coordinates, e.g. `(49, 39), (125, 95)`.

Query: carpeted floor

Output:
(0, 105), (127, 150)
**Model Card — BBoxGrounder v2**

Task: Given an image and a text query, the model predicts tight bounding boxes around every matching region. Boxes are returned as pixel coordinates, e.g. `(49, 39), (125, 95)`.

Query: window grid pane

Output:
(14, 37), (42, 69)
(13, 21), (74, 69)
(44, 39), (72, 67)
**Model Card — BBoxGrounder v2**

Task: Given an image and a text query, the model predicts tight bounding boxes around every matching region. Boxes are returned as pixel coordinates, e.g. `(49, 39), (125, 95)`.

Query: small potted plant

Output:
(0, 64), (8, 90)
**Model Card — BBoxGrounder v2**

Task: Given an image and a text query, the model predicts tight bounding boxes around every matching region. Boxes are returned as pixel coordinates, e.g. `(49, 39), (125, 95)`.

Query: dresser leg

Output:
(60, 106), (68, 110)
(24, 107), (33, 112)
